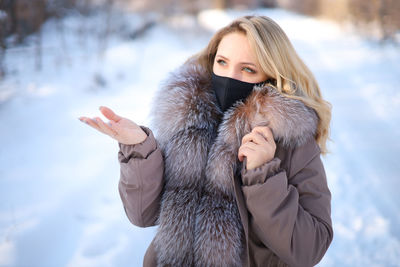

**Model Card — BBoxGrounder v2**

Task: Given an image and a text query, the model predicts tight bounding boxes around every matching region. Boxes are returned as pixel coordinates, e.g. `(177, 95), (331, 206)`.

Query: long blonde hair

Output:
(195, 16), (332, 154)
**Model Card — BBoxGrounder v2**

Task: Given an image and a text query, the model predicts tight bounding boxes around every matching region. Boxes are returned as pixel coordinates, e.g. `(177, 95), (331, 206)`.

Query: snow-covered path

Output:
(0, 8), (399, 267)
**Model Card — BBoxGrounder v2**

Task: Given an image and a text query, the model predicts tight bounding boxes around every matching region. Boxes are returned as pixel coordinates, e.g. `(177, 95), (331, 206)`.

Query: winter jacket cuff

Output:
(118, 126), (157, 160)
(241, 157), (282, 186)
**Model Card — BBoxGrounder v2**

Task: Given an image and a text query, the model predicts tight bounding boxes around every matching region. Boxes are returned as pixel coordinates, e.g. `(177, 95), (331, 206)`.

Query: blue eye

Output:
(217, 59), (227, 66)
(243, 67), (255, 73)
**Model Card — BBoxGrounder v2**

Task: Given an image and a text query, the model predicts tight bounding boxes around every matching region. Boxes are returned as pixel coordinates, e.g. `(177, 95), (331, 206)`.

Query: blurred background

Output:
(0, 0), (399, 266)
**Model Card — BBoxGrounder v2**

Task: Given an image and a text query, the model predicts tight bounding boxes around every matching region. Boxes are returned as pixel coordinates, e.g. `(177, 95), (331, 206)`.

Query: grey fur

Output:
(150, 61), (318, 266)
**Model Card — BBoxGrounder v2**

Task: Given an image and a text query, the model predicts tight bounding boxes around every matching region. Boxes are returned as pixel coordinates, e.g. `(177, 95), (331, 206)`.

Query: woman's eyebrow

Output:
(215, 54), (229, 61)
(240, 62), (257, 67)
(216, 54), (257, 67)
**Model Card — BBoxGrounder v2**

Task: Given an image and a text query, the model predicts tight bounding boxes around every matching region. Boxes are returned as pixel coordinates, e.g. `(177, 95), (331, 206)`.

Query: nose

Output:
(213, 61), (244, 81)
(227, 68), (242, 81)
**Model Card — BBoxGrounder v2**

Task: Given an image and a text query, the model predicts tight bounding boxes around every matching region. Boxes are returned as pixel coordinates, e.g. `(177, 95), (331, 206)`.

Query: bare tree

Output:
(98, 0), (115, 58)
(0, 9), (7, 79)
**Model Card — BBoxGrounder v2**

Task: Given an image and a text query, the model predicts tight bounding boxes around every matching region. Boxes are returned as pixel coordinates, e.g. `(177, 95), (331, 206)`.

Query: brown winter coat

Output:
(117, 61), (333, 267)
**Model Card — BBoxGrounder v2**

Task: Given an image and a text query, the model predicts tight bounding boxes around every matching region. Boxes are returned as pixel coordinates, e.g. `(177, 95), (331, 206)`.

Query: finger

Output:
(238, 146), (246, 162)
(254, 131), (269, 144)
(238, 143), (256, 160)
(242, 133), (252, 145)
(95, 117), (118, 137)
(241, 132), (260, 144)
(252, 126), (274, 142)
(79, 117), (102, 132)
(242, 132), (268, 145)
(241, 141), (258, 151)
(238, 146), (254, 162)
(99, 106), (122, 122)
(95, 117), (118, 136)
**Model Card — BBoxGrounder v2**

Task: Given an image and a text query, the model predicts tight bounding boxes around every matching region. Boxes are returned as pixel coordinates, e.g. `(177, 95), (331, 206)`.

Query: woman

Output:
(79, 15), (333, 267)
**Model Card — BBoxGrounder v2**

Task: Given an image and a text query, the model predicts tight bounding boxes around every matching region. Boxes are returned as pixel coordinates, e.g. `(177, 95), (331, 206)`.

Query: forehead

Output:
(216, 32), (257, 62)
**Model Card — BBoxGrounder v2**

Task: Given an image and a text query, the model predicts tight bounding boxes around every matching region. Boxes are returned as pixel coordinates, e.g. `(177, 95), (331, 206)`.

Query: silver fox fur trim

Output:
(149, 61), (318, 266)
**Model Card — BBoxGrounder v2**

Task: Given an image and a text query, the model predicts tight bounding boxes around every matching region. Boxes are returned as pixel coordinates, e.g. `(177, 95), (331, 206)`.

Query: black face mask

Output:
(211, 72), (261, 112)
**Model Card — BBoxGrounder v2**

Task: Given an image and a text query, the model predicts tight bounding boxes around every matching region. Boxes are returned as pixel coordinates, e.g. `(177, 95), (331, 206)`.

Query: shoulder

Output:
(276, 137), (322, 178)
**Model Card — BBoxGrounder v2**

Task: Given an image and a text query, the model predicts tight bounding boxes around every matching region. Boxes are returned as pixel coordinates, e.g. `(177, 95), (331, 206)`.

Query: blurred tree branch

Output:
(278, 0), (400, 42)
(0, 0), (398, 80)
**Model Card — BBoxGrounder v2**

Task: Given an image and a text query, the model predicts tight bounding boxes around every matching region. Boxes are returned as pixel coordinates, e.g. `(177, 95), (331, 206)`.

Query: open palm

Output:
(79, 106), (147, 145)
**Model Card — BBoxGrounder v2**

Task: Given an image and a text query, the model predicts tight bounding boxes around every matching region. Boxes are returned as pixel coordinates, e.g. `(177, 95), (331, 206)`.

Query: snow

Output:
(1, 7), (399, 267)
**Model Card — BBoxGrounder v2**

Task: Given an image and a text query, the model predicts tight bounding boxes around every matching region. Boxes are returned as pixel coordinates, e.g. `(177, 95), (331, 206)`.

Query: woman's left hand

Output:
(238, 126), (276, 170)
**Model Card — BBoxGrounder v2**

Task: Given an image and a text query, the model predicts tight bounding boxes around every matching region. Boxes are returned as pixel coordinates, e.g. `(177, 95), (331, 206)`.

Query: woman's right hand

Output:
(79, 106), (147, 145)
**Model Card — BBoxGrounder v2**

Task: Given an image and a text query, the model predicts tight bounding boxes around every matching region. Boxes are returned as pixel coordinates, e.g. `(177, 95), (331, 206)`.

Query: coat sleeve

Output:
(118, 126), (164, 228)
(241, 138), (333, 267)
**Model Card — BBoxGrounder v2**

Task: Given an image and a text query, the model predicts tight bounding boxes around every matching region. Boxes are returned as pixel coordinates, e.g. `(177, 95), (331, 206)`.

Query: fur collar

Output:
(149, 61), (318, 266)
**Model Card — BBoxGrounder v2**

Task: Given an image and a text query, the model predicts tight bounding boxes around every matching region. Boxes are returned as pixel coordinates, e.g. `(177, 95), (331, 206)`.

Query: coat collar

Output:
(151, 60), (318, 151)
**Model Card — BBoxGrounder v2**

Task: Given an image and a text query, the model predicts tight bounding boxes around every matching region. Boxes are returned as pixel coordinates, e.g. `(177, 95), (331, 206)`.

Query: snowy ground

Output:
(0, 8), (400, 267)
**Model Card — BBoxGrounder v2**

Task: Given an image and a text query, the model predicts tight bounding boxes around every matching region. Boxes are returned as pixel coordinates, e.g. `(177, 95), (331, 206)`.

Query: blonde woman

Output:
(80, 15), (333, 267)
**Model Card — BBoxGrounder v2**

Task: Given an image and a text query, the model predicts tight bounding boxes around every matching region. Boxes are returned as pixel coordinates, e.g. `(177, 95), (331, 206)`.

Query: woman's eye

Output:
(217, 59), (227, 66)
(243, 67), (255, 73)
